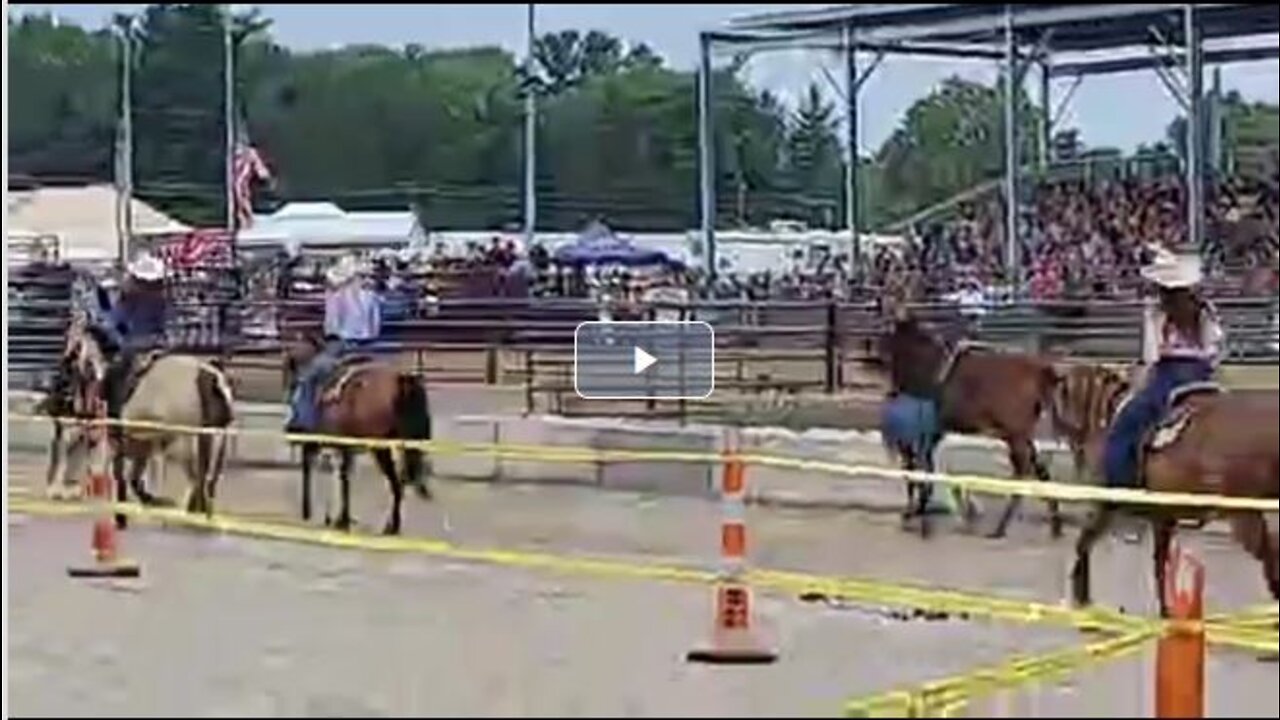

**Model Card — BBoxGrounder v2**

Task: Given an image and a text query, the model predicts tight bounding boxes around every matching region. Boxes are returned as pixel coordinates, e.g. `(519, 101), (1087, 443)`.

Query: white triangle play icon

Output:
(633, 346), (657, 374)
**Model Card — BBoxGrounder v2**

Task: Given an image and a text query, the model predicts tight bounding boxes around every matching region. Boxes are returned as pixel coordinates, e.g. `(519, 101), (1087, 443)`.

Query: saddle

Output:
(935, 341), (997, 385)
(1147, 381), (1223, 452)
(319, 355), (377, 405)
(115, 349), (168, 409)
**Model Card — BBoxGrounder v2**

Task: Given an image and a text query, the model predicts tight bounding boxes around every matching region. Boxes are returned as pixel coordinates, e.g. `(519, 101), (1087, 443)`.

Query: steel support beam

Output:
(1184, 4), (1204, 253)
(844, 25), (860, 272)
(1149, 41), (1190, 110)
(1050, 74), (1083, 129)
(697, 32), (717, 282)
(1003, 4), (1021, 288)
(1038, 60), (1051, 173)
(705, 31), (1009, 61)
(1048, 45), (1280, 78)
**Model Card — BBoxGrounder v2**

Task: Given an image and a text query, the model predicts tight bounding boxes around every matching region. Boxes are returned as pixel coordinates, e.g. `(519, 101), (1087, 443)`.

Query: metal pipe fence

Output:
(8, 273), (1278, 397)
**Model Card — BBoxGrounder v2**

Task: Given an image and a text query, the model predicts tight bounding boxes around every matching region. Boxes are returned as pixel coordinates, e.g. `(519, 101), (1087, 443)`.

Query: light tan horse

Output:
(1052, 363), (1280, 616)
(114, 352), (236, 517)
(51, 319), (236, 521)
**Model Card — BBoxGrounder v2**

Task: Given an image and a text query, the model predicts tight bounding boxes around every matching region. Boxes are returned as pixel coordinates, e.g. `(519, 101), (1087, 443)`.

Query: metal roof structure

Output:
(693, 4), (1279, 285)
(726, 3), (1278, 57)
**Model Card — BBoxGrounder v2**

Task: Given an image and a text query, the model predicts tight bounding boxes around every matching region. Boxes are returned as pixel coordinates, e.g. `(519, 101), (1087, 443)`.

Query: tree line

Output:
(9, 4), (1277, 232)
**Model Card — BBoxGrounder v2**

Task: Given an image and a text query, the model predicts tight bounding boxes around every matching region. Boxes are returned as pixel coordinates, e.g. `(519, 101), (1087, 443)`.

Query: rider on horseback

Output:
(286, 254), (382, 433)
(1102, 247), (1225, 488)
(102, 253), (169, 417)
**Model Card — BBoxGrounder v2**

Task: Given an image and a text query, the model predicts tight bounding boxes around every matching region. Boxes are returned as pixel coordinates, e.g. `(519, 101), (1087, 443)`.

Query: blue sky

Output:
(11, 3), (1279, 154)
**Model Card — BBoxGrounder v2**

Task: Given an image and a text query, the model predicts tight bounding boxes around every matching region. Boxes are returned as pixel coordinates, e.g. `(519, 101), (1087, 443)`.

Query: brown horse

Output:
(41, 312), (109, 500)
(1051, 363), (1280, 616)
(872, 306), (1065, 539)
(282, 332), (432, 535)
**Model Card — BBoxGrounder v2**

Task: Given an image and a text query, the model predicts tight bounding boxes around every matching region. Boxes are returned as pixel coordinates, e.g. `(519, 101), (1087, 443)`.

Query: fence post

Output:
(824, 300), (838, 393)
(1156, 540), (1205, 719)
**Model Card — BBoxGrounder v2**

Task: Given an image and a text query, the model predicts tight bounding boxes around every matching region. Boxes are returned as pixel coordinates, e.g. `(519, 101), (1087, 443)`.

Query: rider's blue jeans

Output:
(288, 340), (346, 432)
(1102, 357), (1214, 488)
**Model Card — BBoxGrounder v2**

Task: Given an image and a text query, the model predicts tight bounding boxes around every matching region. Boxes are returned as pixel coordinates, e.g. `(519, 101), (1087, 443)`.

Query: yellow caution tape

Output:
(843, 628), (1160, 718)
(10, 412), (1278, 512)
(9, 493), (1147, 636)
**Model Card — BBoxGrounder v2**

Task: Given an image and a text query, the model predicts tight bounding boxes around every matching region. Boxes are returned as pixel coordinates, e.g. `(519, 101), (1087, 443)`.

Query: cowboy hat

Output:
(127, 253), (166, 282)
(325, 255), (362, 287)
(1140, 247), (1202, 289)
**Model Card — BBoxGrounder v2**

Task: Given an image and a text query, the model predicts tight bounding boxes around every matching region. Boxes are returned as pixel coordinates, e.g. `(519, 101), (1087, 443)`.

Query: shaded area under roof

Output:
(726, 3), (1279, 57)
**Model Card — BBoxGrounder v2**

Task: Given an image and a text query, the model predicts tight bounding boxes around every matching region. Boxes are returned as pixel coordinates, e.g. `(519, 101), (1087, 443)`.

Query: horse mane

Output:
(881, 312), (950, 397)
(1049, 364), (1131, 447)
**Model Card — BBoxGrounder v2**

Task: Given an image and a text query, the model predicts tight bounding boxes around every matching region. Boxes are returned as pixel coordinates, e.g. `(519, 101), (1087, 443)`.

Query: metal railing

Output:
(9, 274), (1277, 401)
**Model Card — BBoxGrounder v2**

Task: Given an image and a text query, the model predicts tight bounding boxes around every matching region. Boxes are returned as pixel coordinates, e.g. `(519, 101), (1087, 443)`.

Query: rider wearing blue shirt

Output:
(103, 254), (169, 416)
(287, 255), (382, 432)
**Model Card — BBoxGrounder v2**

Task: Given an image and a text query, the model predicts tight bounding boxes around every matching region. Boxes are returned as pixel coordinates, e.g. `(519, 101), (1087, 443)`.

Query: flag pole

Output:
(115, 15), (135, 266)
(223, 4), (237, 256)
(523, 3), (537, 249)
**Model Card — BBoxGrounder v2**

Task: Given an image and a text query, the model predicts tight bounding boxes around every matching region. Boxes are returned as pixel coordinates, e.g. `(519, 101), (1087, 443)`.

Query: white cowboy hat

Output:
(325, 255), (362, 287)
(127, 253), (166, 282)
(1140, 247), (1202, 289)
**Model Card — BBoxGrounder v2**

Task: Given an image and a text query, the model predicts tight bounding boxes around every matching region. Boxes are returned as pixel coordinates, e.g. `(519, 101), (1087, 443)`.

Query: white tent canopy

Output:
(6, 184), (189, 261)
(238, 201), (427, 252)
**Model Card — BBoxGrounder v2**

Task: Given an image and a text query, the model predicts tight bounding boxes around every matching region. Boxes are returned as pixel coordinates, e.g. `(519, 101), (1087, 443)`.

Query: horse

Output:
(870, 305), (1065, 539)
(1050, 363), (1280, 617)
(48, 315), (235, 519)
(41, 312), (109, 500)
(281, 332), (433, 535)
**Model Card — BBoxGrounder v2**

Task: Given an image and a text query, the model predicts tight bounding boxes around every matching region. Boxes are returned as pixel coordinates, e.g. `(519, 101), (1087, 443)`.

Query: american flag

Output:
(232, 121), (272, 230)
(157, 229), (233, 269)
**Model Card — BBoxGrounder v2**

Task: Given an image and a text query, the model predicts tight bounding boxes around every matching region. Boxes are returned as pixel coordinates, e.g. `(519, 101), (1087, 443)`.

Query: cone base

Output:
(67, 560), (142, 579)
(685, 646), (778, 665)
(686, 631), (778, 665)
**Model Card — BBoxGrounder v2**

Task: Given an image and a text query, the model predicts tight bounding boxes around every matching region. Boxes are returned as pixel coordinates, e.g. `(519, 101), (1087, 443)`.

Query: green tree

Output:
(782, 83), (843, 227)
(874, 75), (1042, 221)
(7, 14), (117, 181)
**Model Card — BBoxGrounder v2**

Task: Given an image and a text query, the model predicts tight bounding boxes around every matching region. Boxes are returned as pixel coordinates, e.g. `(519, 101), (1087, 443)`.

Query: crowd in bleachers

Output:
(873, 172), (1279, 304)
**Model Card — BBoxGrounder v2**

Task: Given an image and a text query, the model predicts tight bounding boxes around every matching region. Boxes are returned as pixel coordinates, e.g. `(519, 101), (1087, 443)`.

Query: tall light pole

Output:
(114, 14), (135, 264)
(524, 3), (538, 246)
(224, 4), (237, 247)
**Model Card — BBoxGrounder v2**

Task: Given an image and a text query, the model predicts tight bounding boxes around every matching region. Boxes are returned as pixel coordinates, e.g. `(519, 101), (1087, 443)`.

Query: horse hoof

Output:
(334, 516), (353, 532)
(985, 529), (1007, 541)
(381, 523), (401, 536)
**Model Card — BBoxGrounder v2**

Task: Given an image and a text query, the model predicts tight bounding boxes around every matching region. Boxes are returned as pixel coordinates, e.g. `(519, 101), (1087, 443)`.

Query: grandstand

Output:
(704, 3), (1280, 281)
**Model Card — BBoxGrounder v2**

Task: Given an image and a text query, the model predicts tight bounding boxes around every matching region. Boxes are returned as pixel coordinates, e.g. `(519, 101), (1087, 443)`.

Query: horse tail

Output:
(195, 364), (235, 510)
(393, 373), (432, 498)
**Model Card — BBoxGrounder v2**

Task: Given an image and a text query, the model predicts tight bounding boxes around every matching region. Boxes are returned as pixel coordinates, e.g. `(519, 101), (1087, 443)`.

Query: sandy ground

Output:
(8, 445), (1278, 717)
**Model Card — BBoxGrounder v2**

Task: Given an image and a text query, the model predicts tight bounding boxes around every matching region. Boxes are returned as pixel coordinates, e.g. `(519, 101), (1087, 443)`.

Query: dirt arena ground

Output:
(8, 442), (1278, 717)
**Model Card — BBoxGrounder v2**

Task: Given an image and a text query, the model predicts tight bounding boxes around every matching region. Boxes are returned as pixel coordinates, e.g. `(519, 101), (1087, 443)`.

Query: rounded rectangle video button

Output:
(574, 321), (715, 400)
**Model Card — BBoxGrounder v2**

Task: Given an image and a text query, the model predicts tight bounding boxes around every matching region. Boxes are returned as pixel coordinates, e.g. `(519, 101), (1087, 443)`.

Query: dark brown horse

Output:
(282, 332), (432, 535)
(1051, 363), (1280, 616)
(872, 306), (1065, 539)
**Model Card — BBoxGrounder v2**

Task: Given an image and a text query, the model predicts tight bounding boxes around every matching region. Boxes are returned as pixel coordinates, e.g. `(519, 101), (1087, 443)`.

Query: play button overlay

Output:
(633, 346), (657, 374)
(575, 321), (715, 400)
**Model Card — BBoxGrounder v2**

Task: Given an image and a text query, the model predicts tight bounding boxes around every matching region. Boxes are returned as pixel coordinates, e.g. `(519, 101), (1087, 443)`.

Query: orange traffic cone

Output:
(1155, 540), (1204, 719)
(67, 420), (141, 579)
(686, 429), (776, 665)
